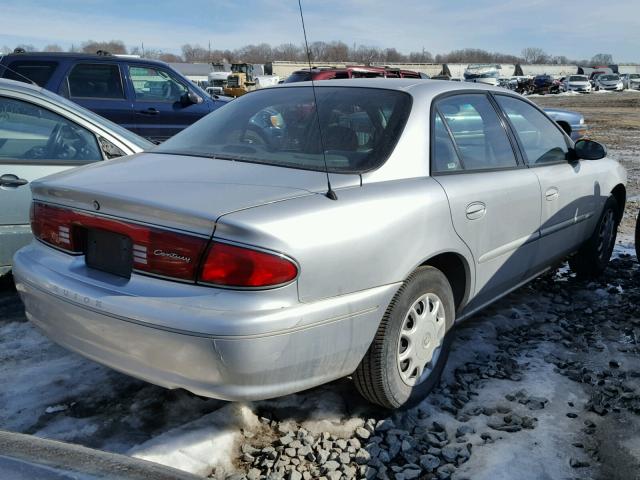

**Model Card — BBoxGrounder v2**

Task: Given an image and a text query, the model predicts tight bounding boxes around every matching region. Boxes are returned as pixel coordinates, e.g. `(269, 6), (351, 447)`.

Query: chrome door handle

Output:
(545, 187), (559, 201)
(0, 174), (28, 187)
(466, 202), (486, 220)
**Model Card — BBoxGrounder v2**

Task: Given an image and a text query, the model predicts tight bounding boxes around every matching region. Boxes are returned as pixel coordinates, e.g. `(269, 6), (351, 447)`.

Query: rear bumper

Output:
(13, 241), (397, 400)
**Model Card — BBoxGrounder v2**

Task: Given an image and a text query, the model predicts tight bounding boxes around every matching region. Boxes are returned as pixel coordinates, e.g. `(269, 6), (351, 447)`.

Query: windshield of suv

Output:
(154, 86), (412, 173)
(600, 75), (619, 81)
(568, 75), (588, 82)
(630, 74), (640, 79)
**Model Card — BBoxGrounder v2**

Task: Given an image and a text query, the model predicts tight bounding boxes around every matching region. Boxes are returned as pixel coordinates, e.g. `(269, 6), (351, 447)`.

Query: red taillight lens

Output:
(198, 242), (298, 288)
(31, 202), (208, 281)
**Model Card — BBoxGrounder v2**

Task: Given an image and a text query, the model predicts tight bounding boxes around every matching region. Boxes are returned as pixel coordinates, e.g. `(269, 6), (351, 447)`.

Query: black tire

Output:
(353, 266), (455, 409)
(569, 196), (619, 277)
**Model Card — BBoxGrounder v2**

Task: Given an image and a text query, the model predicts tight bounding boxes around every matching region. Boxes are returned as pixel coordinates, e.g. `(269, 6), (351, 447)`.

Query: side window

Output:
(432, 113), (463, 173)
(0, 96), (102, 162)
(436, 94), (517, 171)
(129, 66), (188, 102)
(67, 63), (125, 99)
(2, 61), (58, 87)
(495, 95), (569, 165)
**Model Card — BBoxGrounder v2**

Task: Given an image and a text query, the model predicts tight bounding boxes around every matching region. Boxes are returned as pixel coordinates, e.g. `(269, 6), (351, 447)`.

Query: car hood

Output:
(30, 153), (359, 236)
(599, 79), (620, 85)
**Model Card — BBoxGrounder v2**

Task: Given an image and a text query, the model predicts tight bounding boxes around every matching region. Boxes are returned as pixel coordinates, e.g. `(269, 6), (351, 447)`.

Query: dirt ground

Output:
(531, 91), (640, 236)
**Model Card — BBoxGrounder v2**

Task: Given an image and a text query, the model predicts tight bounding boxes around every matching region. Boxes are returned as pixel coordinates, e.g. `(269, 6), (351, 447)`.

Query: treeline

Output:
(2, 40), (615, 67)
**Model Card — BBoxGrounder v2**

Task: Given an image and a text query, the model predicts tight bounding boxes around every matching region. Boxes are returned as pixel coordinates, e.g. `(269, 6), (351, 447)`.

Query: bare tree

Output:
(272, 43), (304, 62)
(590, 53), (613, 66)
(181, 44), (210, 62)
(521, 47), (549, 64)
(81, 40), (127, 54)
(44, 44), (63, 52)
(158, 53), (183, 63)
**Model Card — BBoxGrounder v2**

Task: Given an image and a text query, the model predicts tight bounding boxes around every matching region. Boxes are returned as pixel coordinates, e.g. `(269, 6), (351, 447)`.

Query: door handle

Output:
(466, 201), (486, 220)
(137, 108), (160, 116)
(545, 187), (559, 201)
(0, 174), (28, 187)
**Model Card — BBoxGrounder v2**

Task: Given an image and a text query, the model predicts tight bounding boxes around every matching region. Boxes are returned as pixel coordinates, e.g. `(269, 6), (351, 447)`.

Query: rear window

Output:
(154, 86), (412, 173)
(2, 61), (58, 86)
(283, 72), (312, 83)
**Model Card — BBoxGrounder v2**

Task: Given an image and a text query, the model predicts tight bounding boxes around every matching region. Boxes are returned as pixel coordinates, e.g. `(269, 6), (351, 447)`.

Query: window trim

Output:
(66, 62), (128, 101)
(429, 90), (524, 176)
(0, 94), (105, 165)
(127, 64), (190, 104)
(491, 92), (573, 168)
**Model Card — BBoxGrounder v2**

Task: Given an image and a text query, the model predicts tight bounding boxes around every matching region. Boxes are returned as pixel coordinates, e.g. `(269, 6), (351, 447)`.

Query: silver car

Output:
(13, 80), (627, 408)
(0, 79), (152, 276)
(594, 74), (624, 91)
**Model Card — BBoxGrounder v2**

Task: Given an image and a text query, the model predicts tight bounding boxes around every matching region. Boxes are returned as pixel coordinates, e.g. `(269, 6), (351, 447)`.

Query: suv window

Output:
(67, 63), (125, 99)
(2, 61), (58, 87)
(495, 95), (569, 165)
(435, 94), (517, 171)
(129, 66), (188, 102)
(0, 96), (102, 162)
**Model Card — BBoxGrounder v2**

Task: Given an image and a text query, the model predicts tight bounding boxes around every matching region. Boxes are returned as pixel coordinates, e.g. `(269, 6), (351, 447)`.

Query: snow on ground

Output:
(1, 241), (638, 480)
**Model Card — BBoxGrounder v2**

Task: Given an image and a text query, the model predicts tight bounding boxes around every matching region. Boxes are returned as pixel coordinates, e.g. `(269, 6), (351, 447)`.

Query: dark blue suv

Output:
(0, 51), (228, 142)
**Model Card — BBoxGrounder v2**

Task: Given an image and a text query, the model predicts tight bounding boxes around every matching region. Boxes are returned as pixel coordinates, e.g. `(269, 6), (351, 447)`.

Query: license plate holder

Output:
(85, 229), (133, 279)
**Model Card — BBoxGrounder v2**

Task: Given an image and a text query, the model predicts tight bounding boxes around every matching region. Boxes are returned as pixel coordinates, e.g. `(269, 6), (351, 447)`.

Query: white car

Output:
(594, 74), (624, 91)
(561, 75), (592, 93)
(621, 73), (640, 90)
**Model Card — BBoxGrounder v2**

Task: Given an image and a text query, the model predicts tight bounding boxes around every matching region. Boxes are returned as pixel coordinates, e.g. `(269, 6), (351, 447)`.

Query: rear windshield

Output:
(283, 72), (312, 83)
(154, 86), (412, 173)
(2, 61), (58, 87)
(568, 76), (587, 81)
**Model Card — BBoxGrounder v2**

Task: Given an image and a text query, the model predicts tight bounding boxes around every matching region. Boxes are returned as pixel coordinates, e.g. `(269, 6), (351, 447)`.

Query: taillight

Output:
(31, 202), (208, 281)
(31, 202), (298, 288)
(198, 242), (298, 288)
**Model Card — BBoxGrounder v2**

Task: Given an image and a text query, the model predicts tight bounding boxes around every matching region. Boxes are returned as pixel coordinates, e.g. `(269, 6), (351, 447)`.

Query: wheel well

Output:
(422, 253), (468, 311)
(611, 184), (626, 222)
(556, 121), (571, 136)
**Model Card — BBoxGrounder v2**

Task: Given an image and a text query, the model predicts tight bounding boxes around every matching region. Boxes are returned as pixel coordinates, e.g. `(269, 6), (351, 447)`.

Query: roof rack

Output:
(96, 50), (112, 56)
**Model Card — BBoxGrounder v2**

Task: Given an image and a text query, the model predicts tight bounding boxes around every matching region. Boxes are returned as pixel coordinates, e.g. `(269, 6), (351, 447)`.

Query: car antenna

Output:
(0, 62), (39, 87)
(297, 0), (337, 201)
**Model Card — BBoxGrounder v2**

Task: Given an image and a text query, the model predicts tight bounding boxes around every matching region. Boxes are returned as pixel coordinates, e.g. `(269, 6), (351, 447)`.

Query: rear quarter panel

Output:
(214, 177), (474, 303)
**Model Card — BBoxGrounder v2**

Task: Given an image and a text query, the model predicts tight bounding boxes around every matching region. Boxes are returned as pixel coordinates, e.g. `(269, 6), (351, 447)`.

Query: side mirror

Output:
(574, 139), (607, 160)
(182, 91), (203, 105)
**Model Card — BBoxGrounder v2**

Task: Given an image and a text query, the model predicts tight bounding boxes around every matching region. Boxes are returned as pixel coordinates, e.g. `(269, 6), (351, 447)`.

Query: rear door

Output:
(0, 95), (103, 268)
(126, 64), (211, 142)
(62, 62), (135, 131)
(431, 92), (542, 311)
(494, 94), (599, 270)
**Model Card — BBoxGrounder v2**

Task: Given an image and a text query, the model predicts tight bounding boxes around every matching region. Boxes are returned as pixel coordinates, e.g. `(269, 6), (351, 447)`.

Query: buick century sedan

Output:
(13, 79), (626, 408)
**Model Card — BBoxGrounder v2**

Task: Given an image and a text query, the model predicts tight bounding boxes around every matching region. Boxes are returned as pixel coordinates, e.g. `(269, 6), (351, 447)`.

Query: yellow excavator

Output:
(223, 63), (256, 97)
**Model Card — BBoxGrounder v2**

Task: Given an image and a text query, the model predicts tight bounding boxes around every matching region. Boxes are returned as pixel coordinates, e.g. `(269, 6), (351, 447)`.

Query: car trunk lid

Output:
(30, 152), (360, 237)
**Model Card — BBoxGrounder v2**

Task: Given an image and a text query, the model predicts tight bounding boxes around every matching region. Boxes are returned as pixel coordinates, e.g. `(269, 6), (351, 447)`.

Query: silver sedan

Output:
(0, 78), (152, 276)
(13, 79), (627, 408)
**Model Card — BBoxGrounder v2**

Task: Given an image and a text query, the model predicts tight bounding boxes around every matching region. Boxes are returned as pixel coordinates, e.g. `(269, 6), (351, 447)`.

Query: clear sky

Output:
(1, 0), (637, 61)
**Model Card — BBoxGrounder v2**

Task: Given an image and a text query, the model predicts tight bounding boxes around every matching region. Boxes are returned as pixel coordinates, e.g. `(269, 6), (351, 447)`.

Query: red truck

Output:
(283, 65), (425, 83)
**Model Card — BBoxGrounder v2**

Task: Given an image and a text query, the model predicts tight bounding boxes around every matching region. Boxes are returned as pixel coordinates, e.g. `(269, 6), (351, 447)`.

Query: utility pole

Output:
(142, 42), (145, 57)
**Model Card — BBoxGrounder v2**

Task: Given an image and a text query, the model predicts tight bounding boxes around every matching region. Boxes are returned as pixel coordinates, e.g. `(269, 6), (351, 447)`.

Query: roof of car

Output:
(0, 52), (169, 67)
(275, 77), (505, 96)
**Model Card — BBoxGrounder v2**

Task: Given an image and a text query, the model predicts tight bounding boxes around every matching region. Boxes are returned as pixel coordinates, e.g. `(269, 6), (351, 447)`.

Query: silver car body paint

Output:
(0, 79), (151, 273)
(13, 79), (627, 400)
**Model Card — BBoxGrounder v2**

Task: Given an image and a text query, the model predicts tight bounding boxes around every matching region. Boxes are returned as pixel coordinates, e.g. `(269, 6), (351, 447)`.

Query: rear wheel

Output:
(353, 266), (455, 409)
(569, 196), (619, 277)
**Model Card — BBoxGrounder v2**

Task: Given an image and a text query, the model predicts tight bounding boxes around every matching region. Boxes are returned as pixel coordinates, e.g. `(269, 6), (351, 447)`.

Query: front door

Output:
(431, 93), (541, 312)
(127, 65), (211, 142)
(493, 94), (599, 270)
(0, 95), (103, 268)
